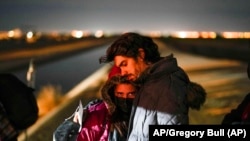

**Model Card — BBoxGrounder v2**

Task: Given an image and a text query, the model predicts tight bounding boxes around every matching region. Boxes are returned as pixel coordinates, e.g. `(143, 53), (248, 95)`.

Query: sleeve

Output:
(77, 127), (100, 141)
(221, 93), (250, 124)
(77, 102), (109, 141)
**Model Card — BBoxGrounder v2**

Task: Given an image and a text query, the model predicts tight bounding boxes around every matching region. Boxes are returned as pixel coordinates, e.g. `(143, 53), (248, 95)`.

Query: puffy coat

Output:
(127, 54), (206, 141)
(77, 100), (128, 141)
(77, 101), (110, 141)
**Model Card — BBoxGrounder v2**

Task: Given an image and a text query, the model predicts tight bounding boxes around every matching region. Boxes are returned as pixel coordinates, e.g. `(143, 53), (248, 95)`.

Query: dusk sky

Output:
(1, 0), (250, 34)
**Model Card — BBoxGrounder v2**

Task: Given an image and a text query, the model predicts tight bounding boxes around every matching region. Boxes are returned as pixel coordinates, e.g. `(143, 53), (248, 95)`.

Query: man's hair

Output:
(106, 32), (161, 63)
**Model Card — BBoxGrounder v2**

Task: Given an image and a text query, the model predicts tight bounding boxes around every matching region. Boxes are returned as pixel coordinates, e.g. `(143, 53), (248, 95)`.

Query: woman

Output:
(76, 74), (139, 141)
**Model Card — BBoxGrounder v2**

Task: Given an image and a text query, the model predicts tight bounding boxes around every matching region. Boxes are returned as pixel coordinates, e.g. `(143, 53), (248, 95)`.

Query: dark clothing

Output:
(127, 54), (205, 141)
(0, 103), (18, 141)
(222, 93), (250, 124)
(0, 73), (38, 141)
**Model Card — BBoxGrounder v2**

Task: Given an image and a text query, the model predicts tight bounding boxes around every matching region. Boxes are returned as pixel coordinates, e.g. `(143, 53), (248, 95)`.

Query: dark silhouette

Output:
(222, 62), (250, 124)
(0, 73), (39, 141)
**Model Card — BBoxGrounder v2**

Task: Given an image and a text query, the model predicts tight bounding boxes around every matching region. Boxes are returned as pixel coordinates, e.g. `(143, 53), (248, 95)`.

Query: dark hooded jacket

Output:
(127, 54), (206, 141)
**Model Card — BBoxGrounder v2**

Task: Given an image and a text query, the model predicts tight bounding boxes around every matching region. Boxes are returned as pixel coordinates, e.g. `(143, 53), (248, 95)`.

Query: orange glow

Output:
(95, 30), (104, 38)
(221, 32), (250, 39)
(26, 31), (33, 39)
(171, 31), (199, 38)
(7, 28), (22, 38)
(244, 32), (250, 38)
(26, 31), (36, 43)
(148, 31), (162, 38)
(71, 30), (83, 38)
(200, 32), (217, 39)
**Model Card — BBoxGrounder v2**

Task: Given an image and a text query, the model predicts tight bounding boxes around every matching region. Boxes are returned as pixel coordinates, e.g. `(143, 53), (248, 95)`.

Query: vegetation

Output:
(36, 84), (64, 117)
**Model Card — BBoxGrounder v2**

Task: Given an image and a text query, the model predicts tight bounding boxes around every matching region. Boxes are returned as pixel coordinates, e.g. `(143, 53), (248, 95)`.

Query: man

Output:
(100, 32), (206, 141)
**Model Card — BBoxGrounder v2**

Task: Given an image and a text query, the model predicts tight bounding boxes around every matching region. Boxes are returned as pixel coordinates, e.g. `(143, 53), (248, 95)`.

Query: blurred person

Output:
(0, 73), (38, 141)
(100, 32), (206, 141)
(221, 62), (250, 124)
(76, 74), (140, 141)
(0, 103), (19, 141)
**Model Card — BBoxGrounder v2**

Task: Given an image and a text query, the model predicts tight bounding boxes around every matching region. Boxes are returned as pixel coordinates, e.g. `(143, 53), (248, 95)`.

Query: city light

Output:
(221, 32), (250, 39)
(26, 31), (34, 39)
(1, 29), (250, 40)
(94, 30), (104, 38)
(71, 30), (83, 38)
(7, 28), (22, 39)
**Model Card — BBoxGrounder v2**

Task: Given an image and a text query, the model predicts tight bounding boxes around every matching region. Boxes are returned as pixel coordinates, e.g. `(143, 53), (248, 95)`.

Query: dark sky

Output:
(1, 0), (250, 33)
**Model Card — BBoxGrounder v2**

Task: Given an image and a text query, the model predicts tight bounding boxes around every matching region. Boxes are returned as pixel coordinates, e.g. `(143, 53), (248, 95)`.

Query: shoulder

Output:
(236, 93), (250, 109)
(82, 101), (109, 128)
(243, 93), (250, 101)
(88, 101), (107, 112)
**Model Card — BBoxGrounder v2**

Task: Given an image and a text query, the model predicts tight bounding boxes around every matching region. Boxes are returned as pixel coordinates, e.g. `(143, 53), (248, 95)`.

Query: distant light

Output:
(95, 30), (104, 38)
(209, 32), (217, 39)
(71, 30), (83, 38)
(244, 32), (250, 38)
(200, 32), (209, 38)
(179, 32), (187, 38)
(8, 30), (15, 38)
(7, 29), (22, 39)
(221, 32), (243, 39)
(26, 31), (33, 39)
(200, 32), (217, 39)
(26, 31), (36, 43)
(82, 31), (91, 37)
(149, 31), (162, 38)
(171, 31), (199, 38)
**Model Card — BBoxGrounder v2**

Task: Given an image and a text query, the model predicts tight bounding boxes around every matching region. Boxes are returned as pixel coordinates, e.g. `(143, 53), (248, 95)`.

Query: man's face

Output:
(114, 55), (146, 81)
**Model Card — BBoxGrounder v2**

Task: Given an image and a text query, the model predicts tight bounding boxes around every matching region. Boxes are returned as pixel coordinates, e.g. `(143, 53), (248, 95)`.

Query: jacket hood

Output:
(137, 54), (206, 110)
(186, 81), (206, 110)
(136, 54), (179, 83)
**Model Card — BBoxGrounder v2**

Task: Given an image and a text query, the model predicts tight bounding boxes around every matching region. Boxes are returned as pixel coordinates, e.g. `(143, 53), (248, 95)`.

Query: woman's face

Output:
(114, 83), (136, 114)
(114, 83), (136, 99)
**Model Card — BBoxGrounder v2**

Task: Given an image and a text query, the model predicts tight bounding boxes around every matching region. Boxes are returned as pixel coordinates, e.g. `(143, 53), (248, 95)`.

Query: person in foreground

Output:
(100, 32), (207, 141)
(76, 74), (139, 141)
(0, 73), (38, 141)
(221, 62), (250, 124)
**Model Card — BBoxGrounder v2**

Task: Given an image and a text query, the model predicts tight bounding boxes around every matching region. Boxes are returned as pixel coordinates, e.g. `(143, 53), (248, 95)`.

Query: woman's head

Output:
(101, 75), (139, 115)
(102, 75), (139, 137)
